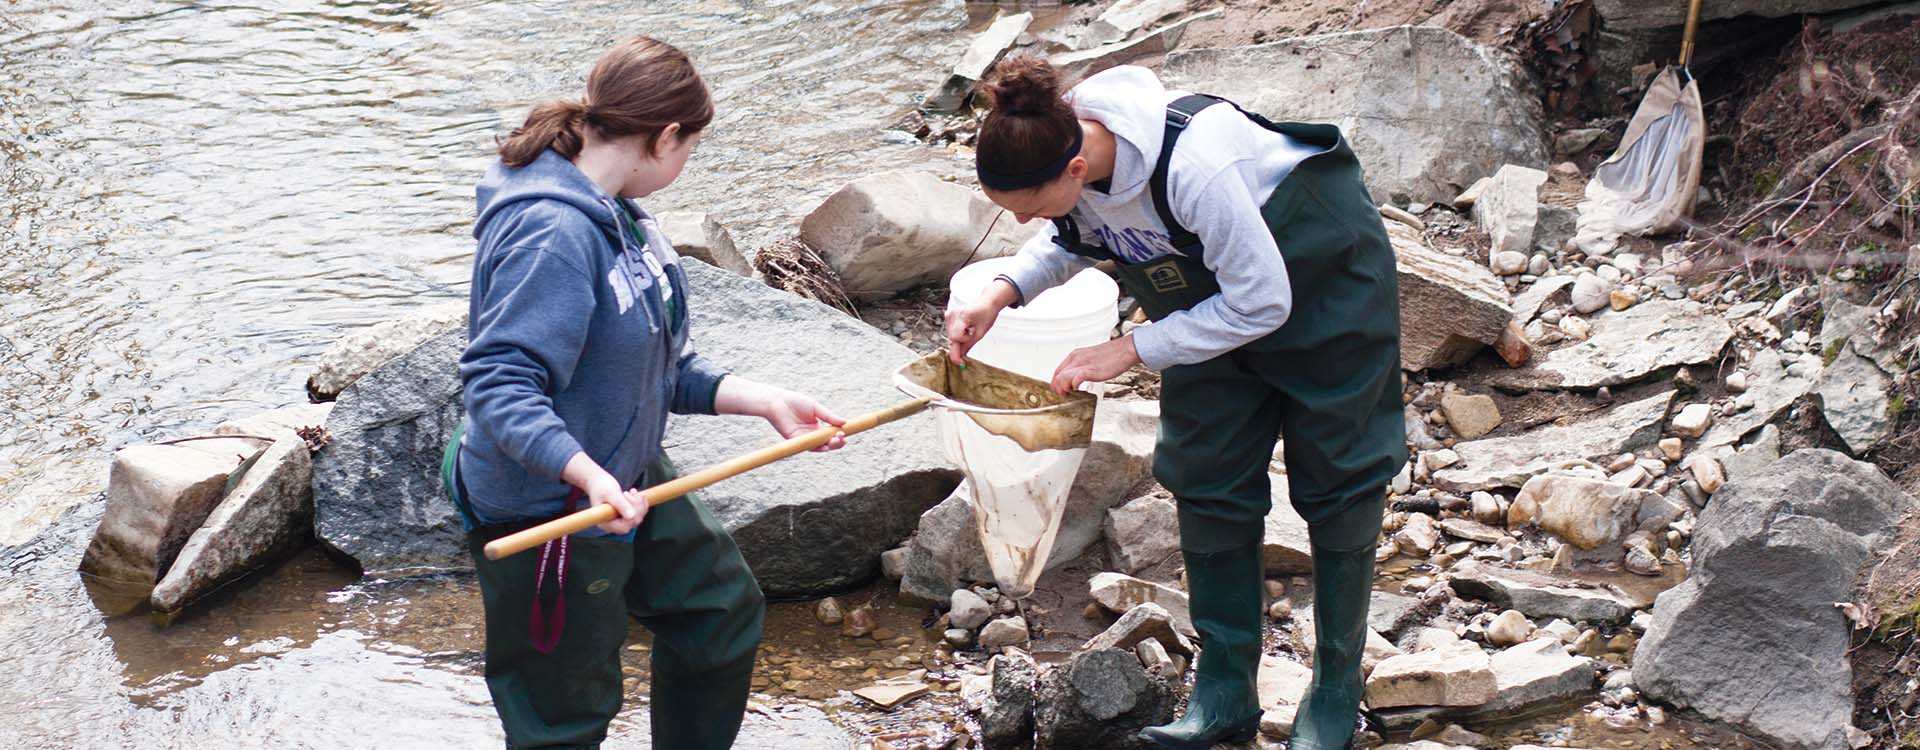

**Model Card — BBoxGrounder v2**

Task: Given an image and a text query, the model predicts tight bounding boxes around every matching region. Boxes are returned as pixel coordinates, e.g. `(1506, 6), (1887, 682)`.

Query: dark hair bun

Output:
(978, 56), (1063, 116)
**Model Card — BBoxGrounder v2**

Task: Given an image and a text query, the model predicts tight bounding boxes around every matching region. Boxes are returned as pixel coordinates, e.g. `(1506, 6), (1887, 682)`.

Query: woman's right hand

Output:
(566, 453), (648, 534)
(945, 278), (1019, 365)
(586, 473), (648, 535)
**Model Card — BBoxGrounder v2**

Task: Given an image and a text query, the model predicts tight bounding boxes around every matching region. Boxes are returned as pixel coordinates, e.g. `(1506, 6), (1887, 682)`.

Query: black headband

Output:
(976, 127), (1083, 191)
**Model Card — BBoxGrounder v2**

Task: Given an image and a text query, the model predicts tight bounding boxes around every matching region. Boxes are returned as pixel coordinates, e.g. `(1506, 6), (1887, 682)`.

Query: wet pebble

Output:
(815, 597), (845, 626)
(843, 604), (877, 638)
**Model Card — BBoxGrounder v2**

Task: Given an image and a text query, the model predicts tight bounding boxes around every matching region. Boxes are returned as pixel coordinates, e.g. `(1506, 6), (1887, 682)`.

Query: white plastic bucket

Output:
(947, 257), (1119, 383)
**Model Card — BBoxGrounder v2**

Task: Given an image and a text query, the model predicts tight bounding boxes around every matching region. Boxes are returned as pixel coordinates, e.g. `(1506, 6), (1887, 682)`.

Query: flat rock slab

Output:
(1700, 348), (1820, 449)
(1384, 220), (1514, 371)
(1635, 450), (1916, 750)
(1090, 572), (1196, 640)
(1812, 350), (1895, 453)
(151, 435), (313, 615)
(1449, 561), (1639, 623)
(668, 260), (961, 596)
(1083, 602), (1195, 657)
(1593, 0), (1889, 29)
(1511, 275), (1574, 324)
(1434, 391), (1673, 492)
(853, 681), (932, 709)
(1365, 642), (1498, 708)
(1164, 26), (1550, 206)
(81, 438), (267, 613)
(1487, 301), (1732, 390)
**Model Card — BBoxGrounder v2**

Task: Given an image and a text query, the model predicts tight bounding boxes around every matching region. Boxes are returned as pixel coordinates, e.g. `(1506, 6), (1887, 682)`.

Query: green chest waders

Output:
(442, 428), (765, 750)
(1052, 96), (1405, 750)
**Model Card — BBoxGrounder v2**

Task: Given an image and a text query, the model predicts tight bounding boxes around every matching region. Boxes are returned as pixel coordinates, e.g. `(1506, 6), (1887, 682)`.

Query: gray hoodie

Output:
(457, 149), (727, 525)
(994, 66), (1323, 370)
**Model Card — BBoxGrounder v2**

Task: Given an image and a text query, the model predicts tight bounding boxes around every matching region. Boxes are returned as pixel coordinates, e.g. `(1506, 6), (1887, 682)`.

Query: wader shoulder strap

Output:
(1152, 94), (1298, 258)
(1152, 94), (1226, 257)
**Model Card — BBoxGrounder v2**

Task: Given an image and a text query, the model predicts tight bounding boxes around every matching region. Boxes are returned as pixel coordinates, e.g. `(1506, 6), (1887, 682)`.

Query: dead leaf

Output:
(1835, 601), (1881, 631)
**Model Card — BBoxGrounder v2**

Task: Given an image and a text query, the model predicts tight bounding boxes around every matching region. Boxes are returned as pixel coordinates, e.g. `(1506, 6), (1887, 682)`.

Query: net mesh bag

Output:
(893, 351), (1097, 598)
(1573, 66), (1706, 255)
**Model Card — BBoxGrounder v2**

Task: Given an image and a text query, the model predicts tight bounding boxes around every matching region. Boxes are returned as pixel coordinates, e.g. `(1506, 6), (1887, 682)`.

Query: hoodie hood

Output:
(1067, 65), (1184, 202)
(474, 148), (620, 240)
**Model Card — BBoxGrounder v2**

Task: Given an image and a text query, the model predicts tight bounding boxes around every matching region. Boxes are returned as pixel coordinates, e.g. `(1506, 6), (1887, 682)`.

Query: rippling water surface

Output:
(1, 1), (977, 744)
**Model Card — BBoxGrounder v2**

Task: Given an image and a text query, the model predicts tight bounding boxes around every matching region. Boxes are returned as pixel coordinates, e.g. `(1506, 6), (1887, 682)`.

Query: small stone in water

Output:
(814, 596), (845, 625)
(842, 604), (876, 638)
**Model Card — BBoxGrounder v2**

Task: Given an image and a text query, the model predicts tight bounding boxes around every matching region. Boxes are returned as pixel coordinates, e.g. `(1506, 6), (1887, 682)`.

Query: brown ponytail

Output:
(974, 56), (1080, 186)
(498, 36), (714, 168)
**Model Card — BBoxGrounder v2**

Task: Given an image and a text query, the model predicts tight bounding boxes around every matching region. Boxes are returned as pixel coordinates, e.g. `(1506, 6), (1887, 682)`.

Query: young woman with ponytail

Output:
(444, 37), (846, 749)
(945, 57), (1407, 750)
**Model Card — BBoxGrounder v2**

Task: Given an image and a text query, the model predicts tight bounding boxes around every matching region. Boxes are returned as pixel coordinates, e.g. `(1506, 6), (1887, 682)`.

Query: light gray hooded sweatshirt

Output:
(994, 65), (1323, 370)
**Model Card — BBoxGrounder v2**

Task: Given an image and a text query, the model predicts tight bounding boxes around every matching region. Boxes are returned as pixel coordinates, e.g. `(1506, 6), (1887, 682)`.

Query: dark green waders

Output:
(443, 432), (766, 750)
(1051, 98), (1406, 750)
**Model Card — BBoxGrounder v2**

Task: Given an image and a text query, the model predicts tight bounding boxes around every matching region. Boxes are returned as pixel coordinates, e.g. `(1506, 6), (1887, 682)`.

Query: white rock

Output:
(951, 589), (993, 630)
(655, 211), (753, 278)
(977, 616), (1030, 649)
(1492, 250), (1530, 276)
(1365, 642), (1498, 708)
(1571, 273), (1614, 314)
(1670, 403), (1713, 438)
(1487, 609), (1534, 646)
(1475, 165), (1550, 255)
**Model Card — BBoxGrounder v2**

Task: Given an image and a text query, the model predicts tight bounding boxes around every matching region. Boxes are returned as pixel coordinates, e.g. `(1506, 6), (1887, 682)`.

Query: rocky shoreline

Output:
(43, 1), (1920, 749)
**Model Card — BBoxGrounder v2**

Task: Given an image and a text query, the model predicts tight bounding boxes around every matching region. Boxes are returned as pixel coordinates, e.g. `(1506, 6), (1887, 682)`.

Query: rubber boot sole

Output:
(1137, 713), (1260, 750)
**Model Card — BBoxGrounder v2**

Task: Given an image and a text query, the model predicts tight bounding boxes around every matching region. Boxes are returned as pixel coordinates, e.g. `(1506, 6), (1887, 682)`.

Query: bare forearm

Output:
(713, 375), (778, 419)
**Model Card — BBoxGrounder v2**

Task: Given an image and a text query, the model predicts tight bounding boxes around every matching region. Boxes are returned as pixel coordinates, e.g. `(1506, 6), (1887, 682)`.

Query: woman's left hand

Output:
(1050, 336), (1141, 395)
(761, 389), (848, 451)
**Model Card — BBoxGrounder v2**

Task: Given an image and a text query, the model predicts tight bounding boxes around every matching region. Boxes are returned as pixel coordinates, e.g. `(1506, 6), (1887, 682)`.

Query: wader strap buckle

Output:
(529, 489), (585, 654)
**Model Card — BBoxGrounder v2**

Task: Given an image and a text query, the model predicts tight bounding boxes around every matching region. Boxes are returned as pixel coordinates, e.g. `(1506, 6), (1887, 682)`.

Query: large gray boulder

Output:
(1034, 649), (1177, 750)
(313, 330), (467, 574)
(1163, 26), (1550, 206)
(798, 171), (1030, 298)
(668, 260), (960, 596)
(1385, 220), (1513, 372)
(1635, 450), (1916, 750)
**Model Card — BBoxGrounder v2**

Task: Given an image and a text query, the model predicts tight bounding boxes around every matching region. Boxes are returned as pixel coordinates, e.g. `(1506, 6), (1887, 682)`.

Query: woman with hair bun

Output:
(946, 56), (1406, 750)
(444, 36), (846, 749)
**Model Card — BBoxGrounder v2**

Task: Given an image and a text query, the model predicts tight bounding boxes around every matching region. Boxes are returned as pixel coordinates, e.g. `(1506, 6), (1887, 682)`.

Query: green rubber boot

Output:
(1287, 541), (1377, 750)
(1139, 540), (1264, 749)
